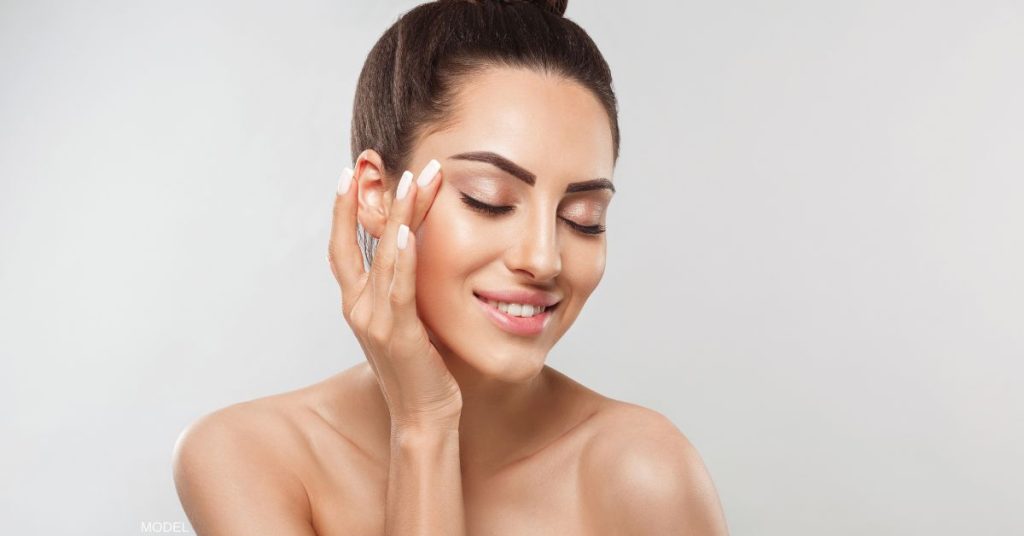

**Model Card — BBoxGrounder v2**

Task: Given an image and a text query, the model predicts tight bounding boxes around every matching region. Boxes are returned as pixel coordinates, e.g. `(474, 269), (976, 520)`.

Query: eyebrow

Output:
(448, 151), (615, 194)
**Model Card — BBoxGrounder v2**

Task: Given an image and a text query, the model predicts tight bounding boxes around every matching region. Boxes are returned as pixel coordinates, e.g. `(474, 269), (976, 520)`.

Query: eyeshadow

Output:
(561, 201), (605, 222)
(448, 174), (505, 199)
(445, 160), (613, 210)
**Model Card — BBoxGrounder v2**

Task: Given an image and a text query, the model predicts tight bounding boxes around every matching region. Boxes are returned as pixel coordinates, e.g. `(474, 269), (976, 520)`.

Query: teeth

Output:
(484, 299), (547, 318)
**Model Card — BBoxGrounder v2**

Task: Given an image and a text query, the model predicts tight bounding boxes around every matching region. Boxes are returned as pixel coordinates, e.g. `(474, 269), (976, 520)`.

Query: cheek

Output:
(564, 239), (607, 299)
(412, 201), (494, 304)
(412, 222), (456, 335)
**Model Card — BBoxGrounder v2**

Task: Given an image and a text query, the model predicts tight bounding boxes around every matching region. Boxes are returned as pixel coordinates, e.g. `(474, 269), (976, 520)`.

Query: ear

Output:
(353, 149), (395, 239)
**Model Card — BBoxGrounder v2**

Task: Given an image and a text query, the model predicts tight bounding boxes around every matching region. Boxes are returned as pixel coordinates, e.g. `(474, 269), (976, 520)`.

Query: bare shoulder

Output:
(579, 400), (730, 535)
(172, 388), (324, 535)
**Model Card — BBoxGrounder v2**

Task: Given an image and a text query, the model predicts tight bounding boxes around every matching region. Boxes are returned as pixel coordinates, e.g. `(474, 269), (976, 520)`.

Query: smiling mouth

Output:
(471, 292), (560, 336)
(472, 292), (561, 315)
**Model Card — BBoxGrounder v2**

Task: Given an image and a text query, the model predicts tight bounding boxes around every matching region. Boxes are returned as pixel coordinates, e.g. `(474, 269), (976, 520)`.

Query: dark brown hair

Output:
(350, 0), (619, 264)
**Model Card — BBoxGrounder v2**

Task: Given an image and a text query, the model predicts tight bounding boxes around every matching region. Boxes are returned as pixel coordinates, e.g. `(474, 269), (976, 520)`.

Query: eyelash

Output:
(459, 193), (606, 236)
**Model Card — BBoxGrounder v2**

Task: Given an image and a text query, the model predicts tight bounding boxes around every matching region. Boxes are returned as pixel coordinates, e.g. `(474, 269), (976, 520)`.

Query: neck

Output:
(440, 349), (555, 479)
(345, 340), (595, 481)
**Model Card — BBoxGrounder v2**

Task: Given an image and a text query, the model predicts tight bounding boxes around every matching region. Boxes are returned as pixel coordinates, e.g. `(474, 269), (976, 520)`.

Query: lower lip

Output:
(474, 294), (554, 336)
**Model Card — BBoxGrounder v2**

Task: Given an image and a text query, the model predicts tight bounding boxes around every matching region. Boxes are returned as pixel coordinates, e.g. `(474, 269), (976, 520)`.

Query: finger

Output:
(328, 167), (365, 299)
(370, 169), (416, 314)
(389, 224), (420, 335)
(409, 158), (443, 231)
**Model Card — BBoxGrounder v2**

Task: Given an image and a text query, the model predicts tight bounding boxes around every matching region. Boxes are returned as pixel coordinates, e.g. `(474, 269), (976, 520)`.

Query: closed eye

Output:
(459, 193), (606, 236)
(460, 193), (513, 216)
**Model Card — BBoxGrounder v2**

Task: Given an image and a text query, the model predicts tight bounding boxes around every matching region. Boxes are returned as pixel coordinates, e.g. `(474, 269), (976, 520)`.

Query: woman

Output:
(173, 0), (729, 534)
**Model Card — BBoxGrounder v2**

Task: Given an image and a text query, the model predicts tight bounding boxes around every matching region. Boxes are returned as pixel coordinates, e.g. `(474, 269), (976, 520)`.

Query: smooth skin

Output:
(173, 67), (729, 535)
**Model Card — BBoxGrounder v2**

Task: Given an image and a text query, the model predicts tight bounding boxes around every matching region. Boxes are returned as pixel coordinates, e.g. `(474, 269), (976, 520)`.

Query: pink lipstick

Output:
(473, 292), (559, 336)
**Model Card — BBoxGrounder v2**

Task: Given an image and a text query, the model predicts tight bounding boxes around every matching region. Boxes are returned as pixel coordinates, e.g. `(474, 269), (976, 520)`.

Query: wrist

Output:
(390, 413), (462, 437)
(389, 398), (463, 434)
(390, 422), (461, 458)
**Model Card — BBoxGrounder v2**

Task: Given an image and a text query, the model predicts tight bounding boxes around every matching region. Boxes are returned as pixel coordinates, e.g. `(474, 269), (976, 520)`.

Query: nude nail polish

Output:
(416, 159), (441, 187)
(397, 224), (410, 250)
(337, 167), (353, 195)
(396, 170), (414, 200)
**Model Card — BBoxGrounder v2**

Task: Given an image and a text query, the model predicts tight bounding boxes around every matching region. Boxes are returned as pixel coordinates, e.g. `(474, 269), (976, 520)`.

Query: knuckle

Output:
(367, 326), (390, 345)
(341, 295), (364, 326)
(341, 302), (356, 325)
(349, 300), (370, 327)
(389, 284), (413, 306)
(366, 318), (391, 344)
(340, 297), (351, 321)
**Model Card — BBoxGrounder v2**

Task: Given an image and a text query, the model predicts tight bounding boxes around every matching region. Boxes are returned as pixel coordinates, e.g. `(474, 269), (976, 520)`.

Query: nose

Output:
(505, 211), (562, 282)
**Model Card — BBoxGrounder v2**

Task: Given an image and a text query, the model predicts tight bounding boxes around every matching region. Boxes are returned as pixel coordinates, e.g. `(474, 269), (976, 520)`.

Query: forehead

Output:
(418, 67), (615, 183)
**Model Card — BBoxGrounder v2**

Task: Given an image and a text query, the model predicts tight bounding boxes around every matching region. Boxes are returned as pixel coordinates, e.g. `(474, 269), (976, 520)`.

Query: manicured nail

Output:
(337, 167), (353, 195)
(397, 224), (410, 250)
(396, 170), (414, 200)
(416, 158), (442, 187)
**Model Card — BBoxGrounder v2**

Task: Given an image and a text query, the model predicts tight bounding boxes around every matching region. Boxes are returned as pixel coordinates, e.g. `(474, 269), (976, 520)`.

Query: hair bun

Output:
(494, 0), (567, 17)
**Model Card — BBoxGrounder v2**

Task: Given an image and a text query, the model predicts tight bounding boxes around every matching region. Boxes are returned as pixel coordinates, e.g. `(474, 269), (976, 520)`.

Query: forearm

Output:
(385, 425), (467, 536)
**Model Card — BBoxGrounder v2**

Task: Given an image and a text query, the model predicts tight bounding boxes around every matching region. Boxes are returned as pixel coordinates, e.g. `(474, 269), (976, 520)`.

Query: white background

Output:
(2, 0), (1022, 533)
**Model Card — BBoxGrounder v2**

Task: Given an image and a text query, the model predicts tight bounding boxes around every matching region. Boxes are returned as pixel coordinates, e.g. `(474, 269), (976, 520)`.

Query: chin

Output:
(469, 347), (548, 383)
(426, 324), (550, 384)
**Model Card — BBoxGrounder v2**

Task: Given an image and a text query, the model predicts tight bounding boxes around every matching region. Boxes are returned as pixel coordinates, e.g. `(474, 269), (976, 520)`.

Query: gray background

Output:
(2, 0), (1021, 534)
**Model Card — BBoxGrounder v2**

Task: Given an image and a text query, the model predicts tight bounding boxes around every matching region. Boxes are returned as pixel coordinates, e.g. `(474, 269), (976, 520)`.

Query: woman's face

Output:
(407, 67), (615, 383)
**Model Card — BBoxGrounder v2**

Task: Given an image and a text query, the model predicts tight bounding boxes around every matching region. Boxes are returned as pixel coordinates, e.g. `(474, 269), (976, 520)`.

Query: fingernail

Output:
(337, 167), (353, 195)
(416, 158), (442, 187)
(397, 224), (410, 250)
(396, 170), (414, 200)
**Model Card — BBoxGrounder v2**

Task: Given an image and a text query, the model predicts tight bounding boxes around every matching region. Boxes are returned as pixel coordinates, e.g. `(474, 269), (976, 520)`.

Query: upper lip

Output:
(474, 289), (562, 307)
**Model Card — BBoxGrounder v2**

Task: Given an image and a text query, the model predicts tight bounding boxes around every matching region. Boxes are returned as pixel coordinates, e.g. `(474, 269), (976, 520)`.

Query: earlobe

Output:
(353, 149), (392, 239)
